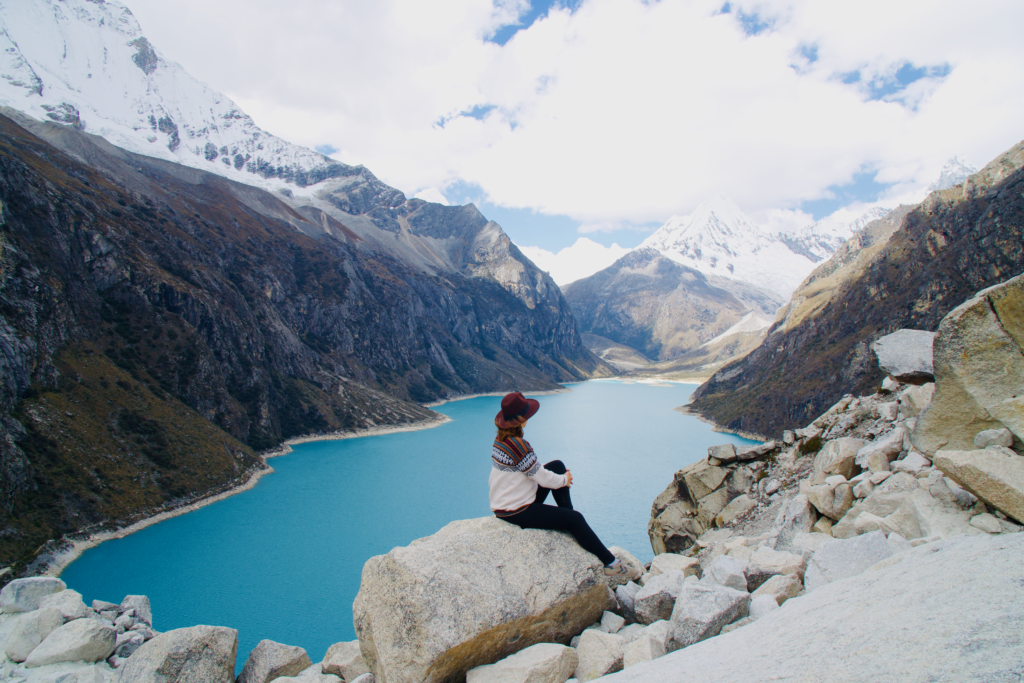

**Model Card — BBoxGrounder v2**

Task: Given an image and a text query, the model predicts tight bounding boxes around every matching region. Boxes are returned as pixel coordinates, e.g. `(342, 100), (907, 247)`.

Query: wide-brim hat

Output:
(495, 392), (540, 429)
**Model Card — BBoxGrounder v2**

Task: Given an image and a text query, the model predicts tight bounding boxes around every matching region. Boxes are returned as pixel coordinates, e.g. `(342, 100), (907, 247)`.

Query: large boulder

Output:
(0, 578), (66, 613)
(121, 595), (153, 627)
(352, 517), (613, 683)
(914, 273), (1024, 454)
(633, 571), (688, 625)
(933, 447), (1024, 523)
(668, 582), (750, 651)
(772, 495), (815, 551)
(238, 639), (312, 683)
(871, 329), (936, 382)
(803, 531), (893, 591)
(112, 625), (238, 683)
(467, 642), (577, 683)
(38, 589), (90, 621)
(602, 534), (1024, 683)
(23, 617), (116, 667)
(322, 640), (370, 681)
(812, 438), (865, 482)
(573, 630), (625, 681)
(4, 606), (64, 662)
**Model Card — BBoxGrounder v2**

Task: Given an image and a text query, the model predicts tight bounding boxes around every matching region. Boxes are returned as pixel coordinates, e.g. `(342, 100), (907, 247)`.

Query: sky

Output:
(122, 0), (1024, 281)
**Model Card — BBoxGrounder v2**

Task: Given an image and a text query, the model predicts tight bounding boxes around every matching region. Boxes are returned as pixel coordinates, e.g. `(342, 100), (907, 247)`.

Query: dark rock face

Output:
(563, 248), (779, 361)
(0, 114), (603, 570)
(688, 140), (1024, 439)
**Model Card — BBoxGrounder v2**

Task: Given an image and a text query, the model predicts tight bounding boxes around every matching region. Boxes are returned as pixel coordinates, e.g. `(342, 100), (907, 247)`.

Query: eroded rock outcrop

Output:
(352, 517), (614, 683)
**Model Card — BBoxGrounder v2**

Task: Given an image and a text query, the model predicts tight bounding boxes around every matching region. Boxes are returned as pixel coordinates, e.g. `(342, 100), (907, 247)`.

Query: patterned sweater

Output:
(489, 436), (568, 516)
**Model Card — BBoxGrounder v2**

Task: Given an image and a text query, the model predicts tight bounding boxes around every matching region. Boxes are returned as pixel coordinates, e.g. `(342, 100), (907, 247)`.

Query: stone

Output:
(0, 578), (66, 614)
(614, 582), (640, 624)
(641, 620), (672, 651)
(695, 488), (731, 529)
(92, 600), (119, 612)
(871, 329), (936, 382)
(273, 663), (341, 682)
(120, 596), (152, 627)
(810, 517), (833, 534)
(852, 512), (899, 536)
(899, 383), (935, 419)
(114, 612), (134, 633)
(832, 484), (855, 519)
(648, 554), (699, 578)
(680, 461), (730, 502)
(790, 532), (830, 556)
(24, 618), (116, 667)
(975, 428), (1015, 449)
(806, 484), (835, 519)
(824, 475), (848, 488)
(4, 607), (64, 662)
(892, 452), (931, 475)
(694, 528), (732, 548)
(855, 428), (905, 472)
(747, 595), (779, 620)
(714, 494), (756, 527)
(352, 518), (612, 683)
(111, 626), (237, 682)
(751, 574), (802, 606)
(881, 376), (900, 393)
(853, 479), (874, 498)
(605, 547), (644, 590)
(350, 676), (374, 683)
(933, 447), (1024, 523)
(890, 488), (982, 540)
(718, 615), (756, 634)
(773, 495), (816, 551)
(573, 630), (624, 682)
(803, 531), (893, 591)
(115, 631), (145, 658)
(622, 635), (666, 669)
(877, 401), (898, 421)
(668, 582), (750, 650)
(602, 534), (1024, 683)
(648, 500), (704, 555)
(634, 570), (687, 625)
(745, 548), (806, 591)
(616, 624), (644, 643)
(813, 438), (865, 481)
(914, 275), (1024, 454)
(466, 643), (577, 683)
(700, 556), (746, 592)
(600, 611), (625, 634)
(764, 479), (781, 495)
(239, 639), (312, 683)
(969, 513), (1003, 533)
(39, 590), (90, 622)
(707, 444), (736, 464)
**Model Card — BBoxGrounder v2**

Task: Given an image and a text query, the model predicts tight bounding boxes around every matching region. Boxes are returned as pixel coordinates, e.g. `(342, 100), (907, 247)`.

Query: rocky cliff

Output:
(0, 111), (607, 572)
(687, 140), (1024, 438)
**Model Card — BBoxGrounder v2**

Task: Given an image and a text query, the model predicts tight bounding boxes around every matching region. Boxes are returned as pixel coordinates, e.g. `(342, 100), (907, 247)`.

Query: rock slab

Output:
(467, 643), (578, 683)
(804, 531), (893, 592)
(934, 447), (1024, 523)
(352, 517), (612, 683)
(238, 639), (312, 683)
(0, 578), (66, 613)
(669, 582), (750, 650)
(603, 534), (1024, 683)
(871, 329), (936, 381)
(112, 625), (238, 683)
(24, 618), (116, 667)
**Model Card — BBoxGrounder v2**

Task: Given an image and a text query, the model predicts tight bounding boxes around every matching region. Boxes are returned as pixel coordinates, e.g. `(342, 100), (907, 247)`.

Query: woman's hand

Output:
(565, 470), (573, 487)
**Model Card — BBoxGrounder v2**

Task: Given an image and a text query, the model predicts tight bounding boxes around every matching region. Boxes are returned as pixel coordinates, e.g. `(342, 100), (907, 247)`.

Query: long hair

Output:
(496, 424), (524, 442)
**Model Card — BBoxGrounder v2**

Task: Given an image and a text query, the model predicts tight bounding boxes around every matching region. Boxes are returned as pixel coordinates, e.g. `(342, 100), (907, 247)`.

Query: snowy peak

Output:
(0, 0), (359, 195)
(929, 156), (978, 191)
(781, 206), (891, 263)
(640, 191), (815, 299)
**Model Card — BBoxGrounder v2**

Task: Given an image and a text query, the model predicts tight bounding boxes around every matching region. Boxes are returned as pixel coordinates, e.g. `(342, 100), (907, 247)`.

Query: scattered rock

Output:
(668, 582), (750, 650)
(39, 589), (90, 621)
(750, 574), (801, 606)
(634, 570), (687, 625)
(24, 618), (116, 667)
(0, 578), (66, 614)
(773, 495), (815, 551)
(871, 329), (935, 382)
(111, 625), (238, 683)
(969, 513), (1003, 533)
(700, 556), (746, 592)
(622, 634), (666, 670)
(92, 600), (119, 612)
(648, 554), (699, 578)
(4, 606), (64, 662)
(467, 643), (577, 683)
(975, 428), (1015, 449)
(573, 630), (625, 682)
(120, 596), (152, 627)
(239, 639), (312, 683)
(803, 531), (893, 591)
(812, 438), (865, 481)
(352, 517), (612, 683)
(855, 428), (905, 472)
(614, 583), (640, 624)
(898, 383), (935, 419)
(600, 611), (625, 635)
(715, 495), (756, 527)
(745, 548), (806, 591)
(891, 452), (931, 475)
(933, 447), (1024, 523)
(747, 595), (779, 619)
(115, 631), (145, 658)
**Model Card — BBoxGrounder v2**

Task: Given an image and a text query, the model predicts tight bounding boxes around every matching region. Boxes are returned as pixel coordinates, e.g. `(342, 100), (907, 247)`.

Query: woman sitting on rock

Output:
(489, 391), (640, 579)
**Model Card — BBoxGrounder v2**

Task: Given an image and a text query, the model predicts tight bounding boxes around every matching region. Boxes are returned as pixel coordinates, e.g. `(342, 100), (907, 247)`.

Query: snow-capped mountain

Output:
(779, 206), (891, 264)
(0, 0), (347, 194)
(640, 191), (818, 299)
(928, 156), (977, 191)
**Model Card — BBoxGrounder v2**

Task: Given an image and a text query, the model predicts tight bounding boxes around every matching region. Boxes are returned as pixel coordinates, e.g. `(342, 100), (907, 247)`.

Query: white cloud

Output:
(517, 237), (630, 286)
(123, 0), (1024, 233)
(412, 187), (451, 205)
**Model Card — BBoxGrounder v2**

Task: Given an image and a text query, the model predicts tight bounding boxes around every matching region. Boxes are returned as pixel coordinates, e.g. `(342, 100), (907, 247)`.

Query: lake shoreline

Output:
(46, 412), (453, 578)
(674, 404), (769, 442)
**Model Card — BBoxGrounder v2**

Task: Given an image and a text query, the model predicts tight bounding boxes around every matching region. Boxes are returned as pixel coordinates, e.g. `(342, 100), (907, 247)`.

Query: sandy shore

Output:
(45, 413), (452, 578)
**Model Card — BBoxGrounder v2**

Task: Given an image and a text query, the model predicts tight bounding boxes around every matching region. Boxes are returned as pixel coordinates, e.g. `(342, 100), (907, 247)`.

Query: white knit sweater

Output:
(488, 437), (567, 514)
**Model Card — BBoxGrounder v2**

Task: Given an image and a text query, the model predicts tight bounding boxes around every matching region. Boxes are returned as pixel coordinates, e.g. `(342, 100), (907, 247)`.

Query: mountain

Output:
(687, 140), (1024, 438)
(562, 248), (781, 372)
(778, 207), (891, 264)
(928, 156), (978, 191)
(639, 191), (818, 300)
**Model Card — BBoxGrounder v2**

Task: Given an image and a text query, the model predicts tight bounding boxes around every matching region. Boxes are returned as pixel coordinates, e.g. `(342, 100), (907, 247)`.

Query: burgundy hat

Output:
(495, 392), (540, 429)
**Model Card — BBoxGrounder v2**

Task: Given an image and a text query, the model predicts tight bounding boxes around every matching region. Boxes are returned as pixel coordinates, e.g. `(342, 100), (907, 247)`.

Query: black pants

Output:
(500, 460), (615, 566)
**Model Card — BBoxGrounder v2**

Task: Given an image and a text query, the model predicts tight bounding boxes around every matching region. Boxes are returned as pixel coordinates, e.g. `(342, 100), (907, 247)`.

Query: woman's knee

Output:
(545, 459), (567, 474)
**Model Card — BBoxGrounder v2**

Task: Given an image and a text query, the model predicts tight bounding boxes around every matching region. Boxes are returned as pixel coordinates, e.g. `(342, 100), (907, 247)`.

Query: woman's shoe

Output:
(603, 560), (641, 580)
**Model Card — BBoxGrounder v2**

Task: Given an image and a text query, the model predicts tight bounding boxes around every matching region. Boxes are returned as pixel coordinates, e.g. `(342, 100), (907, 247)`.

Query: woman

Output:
(489, 391), (641, 579)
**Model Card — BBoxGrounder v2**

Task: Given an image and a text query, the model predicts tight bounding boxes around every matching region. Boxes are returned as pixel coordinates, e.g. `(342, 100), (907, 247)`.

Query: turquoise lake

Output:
(59, 380), (754, 668)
